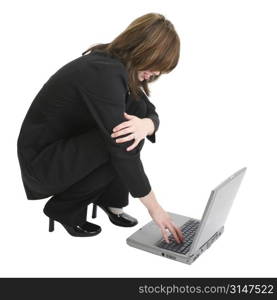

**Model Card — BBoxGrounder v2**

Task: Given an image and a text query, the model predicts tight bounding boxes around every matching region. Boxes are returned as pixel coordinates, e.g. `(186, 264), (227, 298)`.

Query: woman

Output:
(17, 12), (184, 244)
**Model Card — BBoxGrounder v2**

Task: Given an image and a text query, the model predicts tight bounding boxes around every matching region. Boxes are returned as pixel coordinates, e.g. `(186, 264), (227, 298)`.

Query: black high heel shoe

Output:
(48, 217), (102, 237)
(92, 204), (138, 227)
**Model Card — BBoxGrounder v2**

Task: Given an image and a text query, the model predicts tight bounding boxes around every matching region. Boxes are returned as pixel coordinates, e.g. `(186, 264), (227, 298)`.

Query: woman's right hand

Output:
(148, 204), (184, 244)
(139, 190), (184, 244)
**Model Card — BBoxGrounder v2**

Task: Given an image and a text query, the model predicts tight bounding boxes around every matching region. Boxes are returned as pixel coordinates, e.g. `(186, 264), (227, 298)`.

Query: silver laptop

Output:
(126, 167), (247, 265)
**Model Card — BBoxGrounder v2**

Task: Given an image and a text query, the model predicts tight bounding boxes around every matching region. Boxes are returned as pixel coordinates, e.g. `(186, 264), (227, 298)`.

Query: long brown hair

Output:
(82, 13), (180, 101)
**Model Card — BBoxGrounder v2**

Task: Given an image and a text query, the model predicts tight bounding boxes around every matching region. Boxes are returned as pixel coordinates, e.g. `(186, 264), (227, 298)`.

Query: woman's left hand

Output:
(111, 112), (155, 151)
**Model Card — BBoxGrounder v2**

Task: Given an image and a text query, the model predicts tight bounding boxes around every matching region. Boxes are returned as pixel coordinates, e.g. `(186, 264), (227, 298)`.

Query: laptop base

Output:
(126, 212), (224, 265)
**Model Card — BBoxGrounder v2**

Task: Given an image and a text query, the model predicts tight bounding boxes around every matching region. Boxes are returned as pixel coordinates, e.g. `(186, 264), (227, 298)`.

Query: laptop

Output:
(126, 167), (247, 265)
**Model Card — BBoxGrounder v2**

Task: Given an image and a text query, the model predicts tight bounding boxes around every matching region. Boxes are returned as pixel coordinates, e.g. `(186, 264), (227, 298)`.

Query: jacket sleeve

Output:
(76, 62), (152, 198)
(140, 92), (160, 143)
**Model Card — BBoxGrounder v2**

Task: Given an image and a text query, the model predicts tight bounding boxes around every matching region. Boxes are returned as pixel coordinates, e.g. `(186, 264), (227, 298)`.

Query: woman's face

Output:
(138, 70), (160, 82)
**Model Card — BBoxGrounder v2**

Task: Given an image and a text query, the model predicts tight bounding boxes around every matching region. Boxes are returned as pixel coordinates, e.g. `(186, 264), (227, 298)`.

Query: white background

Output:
(1, 0), (277, 277)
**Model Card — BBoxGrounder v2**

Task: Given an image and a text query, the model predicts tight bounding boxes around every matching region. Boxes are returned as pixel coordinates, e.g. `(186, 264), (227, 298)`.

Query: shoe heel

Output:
(92, 204), (97, 218)
(49, 218), (54, 232)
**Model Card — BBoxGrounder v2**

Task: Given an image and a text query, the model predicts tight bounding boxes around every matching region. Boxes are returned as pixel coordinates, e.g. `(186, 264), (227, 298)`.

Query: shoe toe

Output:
(115, 213), (138, 227)
(98, 205), (138, 227)
(121, 213), (138, 223)
(78, 221), (102, 234)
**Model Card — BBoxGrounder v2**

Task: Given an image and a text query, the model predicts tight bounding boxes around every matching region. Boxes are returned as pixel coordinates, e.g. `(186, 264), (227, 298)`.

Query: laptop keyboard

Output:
(156, 219), (200, 255)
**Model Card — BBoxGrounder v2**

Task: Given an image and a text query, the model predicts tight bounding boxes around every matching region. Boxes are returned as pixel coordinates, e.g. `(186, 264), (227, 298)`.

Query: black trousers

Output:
(41, 128), (129, 226)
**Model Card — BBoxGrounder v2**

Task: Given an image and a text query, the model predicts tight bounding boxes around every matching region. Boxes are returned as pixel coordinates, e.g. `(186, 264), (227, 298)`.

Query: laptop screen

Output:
(189, 168), (247, 254)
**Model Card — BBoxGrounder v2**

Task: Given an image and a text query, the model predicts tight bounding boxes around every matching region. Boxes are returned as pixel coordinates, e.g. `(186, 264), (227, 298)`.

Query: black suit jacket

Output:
(17, 49), (160, 199)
